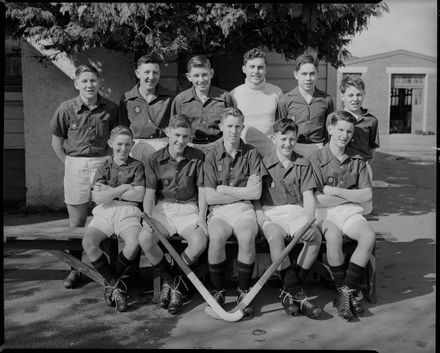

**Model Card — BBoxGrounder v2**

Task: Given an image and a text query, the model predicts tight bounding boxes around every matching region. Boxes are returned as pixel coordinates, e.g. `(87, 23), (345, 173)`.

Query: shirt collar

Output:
(319, 143), (362, 167)
(124, 83), (173, 101)
(74, 94), (104, 113)
(182, 85), (224, 103)
(214, 138), (245, 161)
(158, 144), (192, 162)
(287, 86), (326, 99)
(109, 155), (136, 168)
(264, 150), (308, 169)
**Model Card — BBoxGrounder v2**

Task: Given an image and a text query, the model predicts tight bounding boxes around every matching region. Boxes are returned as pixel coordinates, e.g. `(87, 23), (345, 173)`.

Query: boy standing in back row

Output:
(230, 48), (283, 157)
(171, 55), (235, 153)
(50, 64), (119, 289)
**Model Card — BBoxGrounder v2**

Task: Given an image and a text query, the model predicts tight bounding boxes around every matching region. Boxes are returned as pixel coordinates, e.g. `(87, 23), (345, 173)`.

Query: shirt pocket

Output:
(344, 172), (359, 189)
(94, 114), (112, 138)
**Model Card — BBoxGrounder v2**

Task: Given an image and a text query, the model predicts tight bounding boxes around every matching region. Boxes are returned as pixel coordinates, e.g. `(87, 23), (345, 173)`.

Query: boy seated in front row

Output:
(310, 111), (376, 322)
(82, 126), (145, 312)
(253, 119), (322, 319)
(138, 114), (207, 315)
(326, 75), (380, 214)
(203, 107), (262, 316)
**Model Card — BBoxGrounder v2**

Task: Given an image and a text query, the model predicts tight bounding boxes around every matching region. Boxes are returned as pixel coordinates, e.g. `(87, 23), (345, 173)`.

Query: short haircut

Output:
(168, 114), (192, 129)
(294, 54), (318, 72)
(329, 111), (357, 126)
(109, 125), (134, 141)
(136, 53), (161, 68)
(340, 75), (366, 93)
(74, 64), (99, 79)
(187, 55), (211, 72)
(243, 48), (266, 65)
(273, 118), (298, 135)
(219, 107), (245, 123)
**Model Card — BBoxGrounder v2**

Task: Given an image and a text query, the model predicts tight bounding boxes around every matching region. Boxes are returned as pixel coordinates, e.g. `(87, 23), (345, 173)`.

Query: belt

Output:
(137, 129), (166, 139)
(113, 198), (140, 206)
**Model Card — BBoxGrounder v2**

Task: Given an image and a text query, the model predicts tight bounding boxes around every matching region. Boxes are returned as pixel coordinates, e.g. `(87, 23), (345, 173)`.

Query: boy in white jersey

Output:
(230, 48), (283, 157)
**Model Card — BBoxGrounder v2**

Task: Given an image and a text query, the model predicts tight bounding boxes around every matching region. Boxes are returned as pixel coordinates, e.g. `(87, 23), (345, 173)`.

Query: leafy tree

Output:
(5, 2), (389, 67)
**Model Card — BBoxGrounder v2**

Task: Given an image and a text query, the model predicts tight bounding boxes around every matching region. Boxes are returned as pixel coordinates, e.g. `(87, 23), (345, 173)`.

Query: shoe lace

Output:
(338, 286), (353, 312)
(212, 289), (226, 302)
(293, 289), (315, 313)
(68, 269), (80, 279)
(237, 288), (249, 303)
(160, 282), (172, 295)
(111, 279), (127, 299)
(279, 289), (295, 305)
(170, 276), (188, 300)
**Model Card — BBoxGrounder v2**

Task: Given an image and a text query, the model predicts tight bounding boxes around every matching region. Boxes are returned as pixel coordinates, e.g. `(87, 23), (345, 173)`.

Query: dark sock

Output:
(91, 253), (116, 285)
(152, 255), (175, 284)
(296, 265), (310, 284)
(69, 250), (83, 270)
(330, 264), (346, 289)
(236, 260), (255, 291)
(280, 266), (301, 295)
(115, 251), (131, 277)
(209, 260), (227, 291)
(344, 262), (365, 290)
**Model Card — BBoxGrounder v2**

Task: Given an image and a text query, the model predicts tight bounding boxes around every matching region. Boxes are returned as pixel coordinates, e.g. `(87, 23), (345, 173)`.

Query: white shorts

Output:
(131, 138), (168, 168)
(208, 201), (257, 228)
(241, 126), (275, 157)
(64, 155), (110, 205)
(150, 201), (199, 236)
(87, 200), (142, 236)
(293, 142), (324, 159)
(357, 162), (373, 215)
(316, 203), (366, 234)
(262, 204), (309, 237)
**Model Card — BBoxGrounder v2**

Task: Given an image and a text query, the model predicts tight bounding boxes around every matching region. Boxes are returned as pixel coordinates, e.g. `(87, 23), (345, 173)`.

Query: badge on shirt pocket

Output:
(134, 106), (141, 114)
(71, 123), (78, 130)
(270, 181), (276, 188)
(326, 176), (338, 186)
(163, 179), (170, 186)
(217, 163), (223, 172)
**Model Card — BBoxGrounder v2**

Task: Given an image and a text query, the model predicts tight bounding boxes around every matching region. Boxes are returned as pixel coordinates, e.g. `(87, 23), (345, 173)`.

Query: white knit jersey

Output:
(230, 81), (283, 136)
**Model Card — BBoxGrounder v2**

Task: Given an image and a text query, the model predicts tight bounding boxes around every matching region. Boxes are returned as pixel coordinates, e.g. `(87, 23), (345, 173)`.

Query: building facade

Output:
(337, 50), (437, 135)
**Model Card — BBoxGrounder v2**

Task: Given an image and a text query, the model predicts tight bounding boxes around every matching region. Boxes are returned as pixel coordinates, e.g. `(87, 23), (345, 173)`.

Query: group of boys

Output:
(50, 47), (379, 322)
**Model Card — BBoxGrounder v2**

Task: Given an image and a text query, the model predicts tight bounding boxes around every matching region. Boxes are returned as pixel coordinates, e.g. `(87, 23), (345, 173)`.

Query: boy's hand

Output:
(216, 185), (226, 193)
(93, 182), (110, 192)
(323, 185), (340, 196)
(246, 174), (261, 186)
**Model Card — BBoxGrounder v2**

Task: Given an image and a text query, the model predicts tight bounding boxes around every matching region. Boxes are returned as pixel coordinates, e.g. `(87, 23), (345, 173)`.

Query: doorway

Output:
(389, 74), (425, 134)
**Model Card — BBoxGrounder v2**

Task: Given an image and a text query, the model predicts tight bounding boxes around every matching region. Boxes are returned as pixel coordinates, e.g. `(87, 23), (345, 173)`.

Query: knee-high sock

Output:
(344, 262), (365, 290)
(237, 260), (255, 291)
(91, 253), (116, 285)
(209, 260), (227, 291)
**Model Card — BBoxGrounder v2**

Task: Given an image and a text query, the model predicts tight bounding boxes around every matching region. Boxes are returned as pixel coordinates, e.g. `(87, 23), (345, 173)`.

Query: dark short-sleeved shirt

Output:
(171, 86), (235, 143)
(145, 145), (205, 203)
(50, 95), (119, 157)
(276, 87), (334, 144)
(326, 109), (380, 160)
(93, 156), (145, 188)
(119, 83), (174, 139)
(203, 138), (262, 190)
(309, 144), (371, 193)
(260, 150), (317, 207)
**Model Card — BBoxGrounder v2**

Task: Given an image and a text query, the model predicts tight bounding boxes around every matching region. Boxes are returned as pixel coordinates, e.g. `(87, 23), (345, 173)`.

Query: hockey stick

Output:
(141, 212), (243, 322)
(141, 213), (314, 321)
(204, 217), (316, 319)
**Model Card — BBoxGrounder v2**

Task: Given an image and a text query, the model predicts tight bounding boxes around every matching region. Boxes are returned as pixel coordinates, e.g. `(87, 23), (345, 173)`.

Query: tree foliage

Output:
(5, 2), (389, 67)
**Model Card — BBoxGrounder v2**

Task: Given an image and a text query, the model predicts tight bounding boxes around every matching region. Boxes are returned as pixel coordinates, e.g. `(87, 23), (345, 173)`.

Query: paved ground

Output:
(2, 134), (437, 351)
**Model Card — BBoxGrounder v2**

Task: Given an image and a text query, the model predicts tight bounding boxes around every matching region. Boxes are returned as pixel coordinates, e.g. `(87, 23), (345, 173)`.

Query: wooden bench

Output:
(4, 224), (119, 286)
(4, 223), (387, 305)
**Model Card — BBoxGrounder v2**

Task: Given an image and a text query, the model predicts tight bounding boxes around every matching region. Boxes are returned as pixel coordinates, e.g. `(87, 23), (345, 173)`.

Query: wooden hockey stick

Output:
(141, 212), (243, 321)
(141, 213), (314, 321)
(204, 217), (316, 319)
